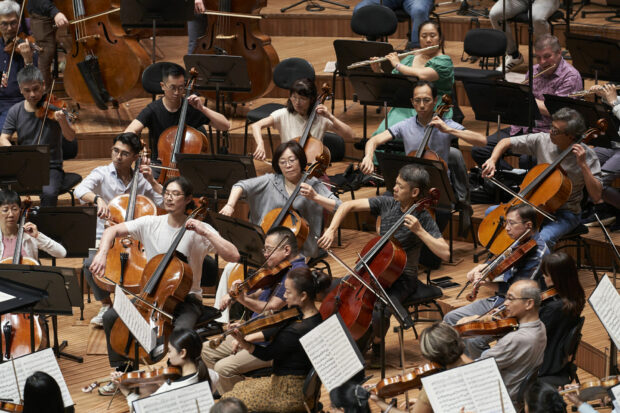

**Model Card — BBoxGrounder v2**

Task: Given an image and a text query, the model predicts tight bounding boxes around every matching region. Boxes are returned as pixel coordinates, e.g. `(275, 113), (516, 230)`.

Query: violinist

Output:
(220, 267), (331, 412)
(203, 226), (307, 394)
(0, 1), (36, 130)
(318, 165), (449, 366)
(482, 107), (603, 248)
(444, 203), (548, 358)
(0, 65), (76, 207)
(0, 189), (66, 261)
(124, 64), (230, 164)
(110, 328), (217, 411)
(74, 132), (164, 327)
(538, 252), (585, 384)
(477, 279), (546, 403)
(89, 176), (239, 395)
(22, 371), (65, 413)
(249, 78), (354, 161)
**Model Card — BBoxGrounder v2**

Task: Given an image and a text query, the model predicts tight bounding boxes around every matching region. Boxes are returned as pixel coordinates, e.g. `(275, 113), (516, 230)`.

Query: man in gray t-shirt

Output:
(482, 107), (602, 248)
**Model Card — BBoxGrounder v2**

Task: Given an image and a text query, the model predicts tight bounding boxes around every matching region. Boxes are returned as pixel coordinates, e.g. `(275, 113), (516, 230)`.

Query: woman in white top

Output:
(250, 78), (354, 160)
(0, 190), (66, 261)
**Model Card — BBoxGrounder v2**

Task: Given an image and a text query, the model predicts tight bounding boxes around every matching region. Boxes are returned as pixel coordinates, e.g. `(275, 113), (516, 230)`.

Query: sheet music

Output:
(299, 314), (364, 392)
(421, 358), (515, 413)
(0, 348), (73, 407)
(113, 284), (155, 352)
(132, 381), (214, 413)
(588, 275), (620, 350)
(0, 290), (15, 303)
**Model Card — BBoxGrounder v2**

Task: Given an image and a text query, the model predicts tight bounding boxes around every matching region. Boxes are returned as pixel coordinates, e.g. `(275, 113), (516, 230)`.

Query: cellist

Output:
(74, 132), (164, 327)
(443, 203), (548, 358)
(124, 64), (230, 164)
(89, 176), (239, 396)
(481, 107), (603, 249)
(318, 165), (449, 367)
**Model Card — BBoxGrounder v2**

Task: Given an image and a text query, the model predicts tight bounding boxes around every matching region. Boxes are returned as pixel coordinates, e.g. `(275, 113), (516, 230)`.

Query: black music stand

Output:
(565, 33), (620, 82)
(348, 73), (417, 139)
(0, 145), (49, 193)
(177, 153), (256, 210)
(0, 278), (48, 363)
(0, 265), (84, 363)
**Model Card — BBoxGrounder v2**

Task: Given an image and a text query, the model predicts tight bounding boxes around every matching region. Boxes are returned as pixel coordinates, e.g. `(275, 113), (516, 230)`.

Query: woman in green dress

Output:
(370, 20), (454, 136)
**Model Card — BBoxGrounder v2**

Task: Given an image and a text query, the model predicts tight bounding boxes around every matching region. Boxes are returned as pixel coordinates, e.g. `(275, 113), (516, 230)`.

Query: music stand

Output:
(0, 145), (49, 193)
(348, 73), (417, 139)
(565, 33), (620, 82)
(177, 153), (256, 210)
(0, 265), (84, 363)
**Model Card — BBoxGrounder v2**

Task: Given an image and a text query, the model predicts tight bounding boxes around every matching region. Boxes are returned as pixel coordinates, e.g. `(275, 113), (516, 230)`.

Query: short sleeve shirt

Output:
(270, 107), (333, 143)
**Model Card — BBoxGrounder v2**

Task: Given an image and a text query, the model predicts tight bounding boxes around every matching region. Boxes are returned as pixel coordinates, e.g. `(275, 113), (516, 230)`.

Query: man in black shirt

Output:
(124, 64), (230, 162)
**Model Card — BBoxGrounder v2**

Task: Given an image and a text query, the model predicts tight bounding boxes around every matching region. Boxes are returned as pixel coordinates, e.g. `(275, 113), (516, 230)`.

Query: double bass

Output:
(293, 84), (332, 167)
(478, 119), (608, 255)
(54, 0), (150, 108)
(195, 0), (279, 103)
(407, 94), (452, 169)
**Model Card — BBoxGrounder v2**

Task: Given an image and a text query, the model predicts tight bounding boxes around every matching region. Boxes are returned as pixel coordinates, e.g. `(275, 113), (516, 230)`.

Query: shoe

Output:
(90, 305), (110, 327)
(98, 381), (117, 396)
(496, 53), (524, 72)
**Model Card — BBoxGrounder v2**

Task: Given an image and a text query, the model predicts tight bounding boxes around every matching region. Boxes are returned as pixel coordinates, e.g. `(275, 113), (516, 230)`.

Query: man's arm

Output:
(185, 219), (240, 263)
(481, 137), (513, 178)
(573, 144), (603, 202)
(188, 95), (230, 131)
(125, 119), (145, 136)
(0, 133), (11, 146)
(404, 214), (450, 262)
(237, 293), (285, 315)
(55, 111), (76, 140)
(429, 117), (486, 146)
(317, 198), (371, 249)
(360, 130), (394, 174)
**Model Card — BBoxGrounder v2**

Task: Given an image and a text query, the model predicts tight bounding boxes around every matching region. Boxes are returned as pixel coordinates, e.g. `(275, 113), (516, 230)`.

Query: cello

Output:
(94, 148), (157, 294)
(157, 68), (210, 185)
(109, 199), (209, 364)
(54, 0), (151, 108)
(320, 189), (440, 339)
(195, 0), (279, 103)
(293, 84), (332, 167)
(478, 119), (608, 255)
(406, 94), (451, 170)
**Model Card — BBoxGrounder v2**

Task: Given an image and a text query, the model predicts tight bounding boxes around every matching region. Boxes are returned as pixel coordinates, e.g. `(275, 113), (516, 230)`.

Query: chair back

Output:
(516, 366), (540, 408)
(351, 5), (398, 38)
(303, 368), (322, 412)
(141, 62), (186, 95)
(273, 58), (316, 90)
(464, 29), (507, 58)
(333, 39), (394, 75)
(323, 132), (345, 162)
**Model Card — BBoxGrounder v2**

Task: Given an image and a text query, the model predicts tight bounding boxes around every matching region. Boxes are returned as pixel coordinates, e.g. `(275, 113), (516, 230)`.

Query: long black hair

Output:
(169, 328), (210, 384)
(23, 371), (65, 413)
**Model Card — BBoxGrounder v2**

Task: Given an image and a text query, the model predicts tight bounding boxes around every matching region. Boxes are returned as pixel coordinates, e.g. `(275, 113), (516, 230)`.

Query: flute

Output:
(520, 64), (556, 84)
(568, 84), (620, 98)
(347, 44), (440, 70)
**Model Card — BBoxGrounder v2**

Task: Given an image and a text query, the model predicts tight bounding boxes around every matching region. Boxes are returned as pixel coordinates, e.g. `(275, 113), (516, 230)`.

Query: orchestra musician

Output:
(124, 64), (230, 164)
(22, 371), (65, 413)
(481, 107), (603, 248)
(444, 203), (548, 358)
(220, 266), (331, 412)
(0, 1), (36, 129)
(211, 398), (249, 413)
(74, 132), (164, 327)
(249, 78), (354, 161)
(0, 189), (66, 261)
(203, 226), (307, 394)
(523, 380), (567, 413)
(318, 165), (449, 366)
(188, 0), (208, 54)
(0, 65), (76, 207)
(472, 35), (583, 171)
(89, 176), (239, 395)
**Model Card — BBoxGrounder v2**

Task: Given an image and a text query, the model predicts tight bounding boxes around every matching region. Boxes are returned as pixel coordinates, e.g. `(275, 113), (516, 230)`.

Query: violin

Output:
(208, 306), (302, 349)
(0, 401), (23, 412)
(454, 307), (518, 337)
(407, 94), (452, 170)
(229, 259), (292, 299)
(478, 119), (608, 255)
(35, 94), (78, 123)
(370, 362), (441, 398)
(560, 375), (620, 402)
(82, 365), (182, 393)
(3, 33), (42, 54)
(293, 84), (332, 168)
(541, 288), (557, 301)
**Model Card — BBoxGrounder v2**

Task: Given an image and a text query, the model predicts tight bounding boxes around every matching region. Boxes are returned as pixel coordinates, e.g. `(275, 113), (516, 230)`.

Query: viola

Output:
(119, 366), (182, 388)
(454, 308), (518, 338)
(478, 119), (608, 255)
(3, 33), (42, 54)
(370, 362), (441, 398)
(293, 84), (332, 168)
(35, 94), (78, 122)
(0, 401), (23, 412)
(320, 189), (440, 339)
(541, 288), (557, 301)
(406, 94), (452, 170)
(229, 259), (292, 299)
(209, 306), (302, 349)
(560, 375), (620, 402)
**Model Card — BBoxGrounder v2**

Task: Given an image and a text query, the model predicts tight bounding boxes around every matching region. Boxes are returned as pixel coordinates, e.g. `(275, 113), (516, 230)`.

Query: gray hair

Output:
(419, 322), (464, 366)
(0, 1), (20, 18)
(534, 34), (561, 53)
(518, 280), (542, 310)
(398, 165), (430, 195)
(17, 66), (44, 85)
(552, 107), (586, 140)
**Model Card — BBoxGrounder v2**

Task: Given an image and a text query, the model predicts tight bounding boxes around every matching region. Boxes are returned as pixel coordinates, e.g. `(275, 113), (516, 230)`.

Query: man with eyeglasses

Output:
(202, 226), (307, 394)
(443, 203), (548, 359)
(124, 64), (230, 165)
(74, 132), (163, 327)
(0, 1), (36, 130)
(482, 107), (602, 249)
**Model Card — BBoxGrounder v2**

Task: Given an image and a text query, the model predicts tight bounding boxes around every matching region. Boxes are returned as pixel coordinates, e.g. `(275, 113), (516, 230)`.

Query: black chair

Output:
(454, 29), (507, 81)
(554, 224), (599, 284)
(323, 131), (345, 162)
(58, 173), (82, 206)
(396, 270), (444, 340)
(516, 367), (540, 411)
(141, 61), (185, 95)
(303, 368), (323, 413)
(351, 5), (398, 42)
(242, 58), (315, 157)
(538, 316), (585, 388)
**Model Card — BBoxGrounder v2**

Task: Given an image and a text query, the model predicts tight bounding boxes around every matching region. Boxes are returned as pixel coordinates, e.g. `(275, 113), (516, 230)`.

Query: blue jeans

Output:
(485, 205), (580, 249)
(354, 0), (434, 47)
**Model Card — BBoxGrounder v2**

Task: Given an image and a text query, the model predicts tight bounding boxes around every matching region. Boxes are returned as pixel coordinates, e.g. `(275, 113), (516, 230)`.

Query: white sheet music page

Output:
(113, 284), (155, 352)
(421, 358), (515, 413)
(132, 381), (214, 413)
(0, 290), (15, 303)
(299, 314), (364, 392)
(588, 274), (620, 350)
(0, 348), (74, 407)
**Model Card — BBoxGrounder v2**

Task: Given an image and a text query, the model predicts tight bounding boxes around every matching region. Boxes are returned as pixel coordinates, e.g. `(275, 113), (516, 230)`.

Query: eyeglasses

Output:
(505, 295), (530, 301)
(163, 190), (185, 198)
(0, 206), (19, 214)
(412, 98), (433, 105)
(0, 20), (19, 28)
(278, 158), (298, 166)
(111, 147), (133, 159)
(164, 84), (185, 93)
(550, 127), (567, 137)
(504, 220), (524, 227)
(262, 245), (281, 255)
(289, 94), (309, 103)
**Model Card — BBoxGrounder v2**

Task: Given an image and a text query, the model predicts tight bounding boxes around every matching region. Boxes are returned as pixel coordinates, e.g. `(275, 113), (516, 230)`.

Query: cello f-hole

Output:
(97, 21), (118, 45)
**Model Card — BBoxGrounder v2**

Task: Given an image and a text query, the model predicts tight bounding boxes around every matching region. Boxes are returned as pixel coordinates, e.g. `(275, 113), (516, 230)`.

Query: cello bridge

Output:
(77, 35), (101, 44)
(216, 35), (237, 40)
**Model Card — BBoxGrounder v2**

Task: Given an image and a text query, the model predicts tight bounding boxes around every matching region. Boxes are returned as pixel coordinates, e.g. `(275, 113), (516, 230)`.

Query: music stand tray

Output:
(0, 145), (50, 193)
(120, 0), (193, 29)
(565, 33), (620, 82)
(184, 55), (251, 94)
(348, 73), (417, 108)
(0, 277), (47, 315)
